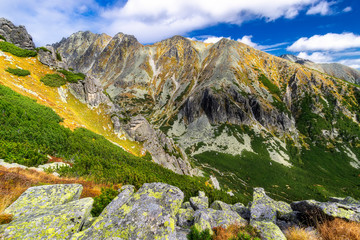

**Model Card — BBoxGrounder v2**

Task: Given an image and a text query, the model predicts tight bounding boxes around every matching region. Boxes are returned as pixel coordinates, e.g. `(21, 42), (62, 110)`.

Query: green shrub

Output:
(40, 74), (66, 87)
(5, 67), (30, 77)
(0, 41), (37, 57)
(91, 188), (119, 216)
(58, 69), (85, 83)
(35, 47), (51, 53)
(187, 226), (212, 240)
(56, 52), (62, 61)
(0, 35), (6, 41)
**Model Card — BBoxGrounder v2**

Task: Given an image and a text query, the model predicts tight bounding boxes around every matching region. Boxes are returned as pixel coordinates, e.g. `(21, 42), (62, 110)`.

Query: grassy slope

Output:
(0, 51), (143, 156)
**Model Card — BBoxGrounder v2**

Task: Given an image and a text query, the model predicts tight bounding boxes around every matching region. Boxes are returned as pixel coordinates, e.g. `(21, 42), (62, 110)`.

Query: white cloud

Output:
(237, 35), (259, 48)
(343, 6), (352, 13)
(0, 0), (339, 46)
(203, 36), (231, 44)
(297, 52), (333, 62)
(306, 1), (335, 16)
(237, 35), (288, 51)
(338, 59), (360, 69)
(100, 0), (324, 43)
(0, 0), (100, 46)
(288, 33), (360, 52)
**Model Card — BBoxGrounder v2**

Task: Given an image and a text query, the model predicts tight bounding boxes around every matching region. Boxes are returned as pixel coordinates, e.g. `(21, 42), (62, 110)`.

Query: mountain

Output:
(51, 31), (360, 201)
(280, 54), (360, 84)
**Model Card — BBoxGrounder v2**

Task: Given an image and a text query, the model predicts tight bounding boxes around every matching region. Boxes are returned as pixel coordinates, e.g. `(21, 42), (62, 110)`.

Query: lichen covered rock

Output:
(176, 208), (195, 227)
(74, 182), (184, 239)
(190, 191), (209, 210)
(250, 188), (292, 223)
(4, 184), (83, 218)
(2, 198), (93, 239)
(193, 208), (247, 233)
(251, 221), (286, 240)
(210, 200), (232, 211)
(231, 202), (250, 220)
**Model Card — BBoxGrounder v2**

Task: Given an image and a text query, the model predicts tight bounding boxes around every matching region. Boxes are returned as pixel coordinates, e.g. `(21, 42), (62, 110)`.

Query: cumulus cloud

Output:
(237, 36), (259, 48)
(101, 0), (326, 43)
(343, 6), (352, 12)
(201, 36), (231, 44)
(306, 1), (335, 15)
(297, 52), (333, 62)
(0, 0), (101, 46)
(287, 33), (360, 52)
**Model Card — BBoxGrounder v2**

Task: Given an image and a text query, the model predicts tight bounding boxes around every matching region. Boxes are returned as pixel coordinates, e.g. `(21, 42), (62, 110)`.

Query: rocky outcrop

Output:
(37, 45), (68, 69)
(74, 182), (183, 239)
(124, 115), (196, 176)
(2, 184), (93, 239)
(2, 183), (360, 240)
(0, 18), (35, 49)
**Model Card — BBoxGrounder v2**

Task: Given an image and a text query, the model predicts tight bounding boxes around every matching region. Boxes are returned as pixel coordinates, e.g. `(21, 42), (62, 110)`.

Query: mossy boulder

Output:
(74, 182), (184, 239)
(210, 200), (232, 211)
(2, 184), (92, 239)
(181, 201), (192, 209)
(193, 208), (247, 233)
(2, 198), (93, 239)
(291, 199), (360, 224)
(231, 202), (250, 220)
(190, 191), (208, 210)
(176, 208), (195, 227)
(251, 221), (286, 240)
(250, 187), (292, 223)
(4, 184), (83, 218)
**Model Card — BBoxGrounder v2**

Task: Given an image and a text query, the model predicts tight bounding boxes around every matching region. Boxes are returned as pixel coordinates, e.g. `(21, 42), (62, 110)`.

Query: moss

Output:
(40, 73), (66, 87)
(0, 41), (37, 57)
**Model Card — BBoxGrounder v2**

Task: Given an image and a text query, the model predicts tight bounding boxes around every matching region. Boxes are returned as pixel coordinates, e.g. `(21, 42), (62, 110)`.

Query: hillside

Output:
(52, 31), (360, 202)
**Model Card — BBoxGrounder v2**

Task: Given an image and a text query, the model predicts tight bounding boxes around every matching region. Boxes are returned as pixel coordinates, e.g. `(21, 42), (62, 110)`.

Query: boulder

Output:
(181, 201), (192, 209)
(176, 208), (195, 227)
(2, 198), (93, 239)
(251, 221), (286, 240)
(190, 191), (209, 210)
(193, 208), (247, 233)
(291, 199), (360, 224)
(250, 188), (292, 223)
(210, 200), (232, 211)
(4, 184), (83, 218)
(231, 202), (250, 220)
(74, 182), (184, 239)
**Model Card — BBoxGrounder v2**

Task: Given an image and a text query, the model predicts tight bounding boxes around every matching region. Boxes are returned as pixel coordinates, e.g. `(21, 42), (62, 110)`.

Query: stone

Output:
(291, 199), (360, 224)
(209, 175), (220, 190)
(4, 184), (83, 218)
(193, 208), (247, 233)
(73, 182), (183, 239)
(251, 221), (286, 240)
(37, 45), (68, 69)
(190, 191), (209, 210)
(181, 201), (192, 209)
(176, 208), (195, 227)
(2, 198), (93, 239)
(231, 203), (250, 220)
(210, 200), (232, 211)
(0, 17), (35, 49)
(250, 188), (292, 223)
(37, 162), (70, 171)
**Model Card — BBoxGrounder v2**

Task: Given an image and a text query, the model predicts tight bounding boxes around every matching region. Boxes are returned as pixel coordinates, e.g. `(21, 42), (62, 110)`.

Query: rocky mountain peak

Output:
(0, 17), (35, 49)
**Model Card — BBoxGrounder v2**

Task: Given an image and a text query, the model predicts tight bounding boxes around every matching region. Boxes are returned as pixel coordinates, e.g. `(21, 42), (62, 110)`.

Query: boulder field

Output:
(1, 183), (360, 240)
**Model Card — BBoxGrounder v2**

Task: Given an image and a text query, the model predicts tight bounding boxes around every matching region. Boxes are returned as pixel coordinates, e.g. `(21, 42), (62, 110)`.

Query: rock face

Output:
(37, 45), (68, 69)
(280, 54), (360, 84)
(0, 18), (35, 49)
(2, 184), (93, 239)
(190, 191), (209, 210)
(74, 182), (183, 240)
(124, 115), (195, 175)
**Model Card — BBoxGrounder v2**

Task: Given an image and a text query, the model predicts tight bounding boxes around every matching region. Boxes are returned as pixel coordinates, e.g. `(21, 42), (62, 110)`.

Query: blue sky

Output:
(1, 0), (359, 68)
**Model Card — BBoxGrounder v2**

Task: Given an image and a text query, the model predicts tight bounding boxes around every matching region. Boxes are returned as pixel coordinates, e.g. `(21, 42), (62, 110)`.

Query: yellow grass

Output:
(318, 218), (360, 240)
(0, 165), (117, 223)
(285, 227), (319, 240)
